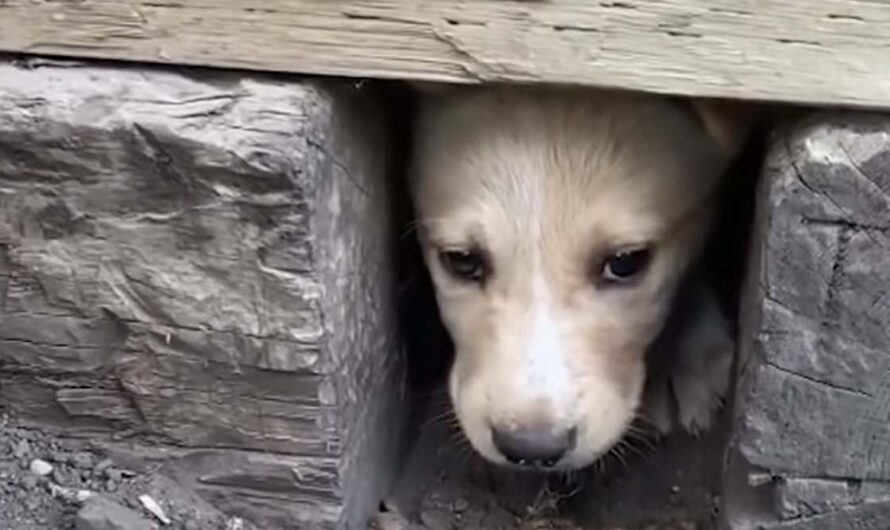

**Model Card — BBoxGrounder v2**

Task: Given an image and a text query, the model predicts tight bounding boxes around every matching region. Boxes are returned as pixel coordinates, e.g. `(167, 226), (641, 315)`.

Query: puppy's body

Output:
(409, 86), (745, 470)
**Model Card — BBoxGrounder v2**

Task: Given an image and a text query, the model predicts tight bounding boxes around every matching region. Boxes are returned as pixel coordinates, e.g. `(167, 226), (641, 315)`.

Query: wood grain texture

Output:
(722, 112), (890, 529)
(0, 60), (406, 529)
(2, 1), (890, 107)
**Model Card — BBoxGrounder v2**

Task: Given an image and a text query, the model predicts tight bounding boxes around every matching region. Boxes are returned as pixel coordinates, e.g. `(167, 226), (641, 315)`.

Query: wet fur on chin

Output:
(408, 84), (748, 470)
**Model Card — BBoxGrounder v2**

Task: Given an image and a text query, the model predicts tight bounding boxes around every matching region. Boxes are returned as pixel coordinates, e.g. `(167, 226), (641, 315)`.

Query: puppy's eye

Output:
(438, 248), (489, 283)
(600, 247), (651, 285)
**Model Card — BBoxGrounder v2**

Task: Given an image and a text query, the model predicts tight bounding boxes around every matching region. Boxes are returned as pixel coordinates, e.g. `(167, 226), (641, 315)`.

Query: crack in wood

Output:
(826, 13), (866, 22)
(838, 141), (890, 201)
(428, 25), (490, 83)
(763, 358), (872, 398)
(776, 38), (823, 46)
(801, 216), (889, 232)
(821, 225), (849, 331)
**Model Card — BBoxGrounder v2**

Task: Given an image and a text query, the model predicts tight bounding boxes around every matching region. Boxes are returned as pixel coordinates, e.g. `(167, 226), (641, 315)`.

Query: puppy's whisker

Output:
(595, 456), (606, 475)
(608, 443), (631, 471)
(421, 409), (458, 430)
(631, 413), (659, 430)
(625, 436), (658, 457)
(619, 437), (651, 460)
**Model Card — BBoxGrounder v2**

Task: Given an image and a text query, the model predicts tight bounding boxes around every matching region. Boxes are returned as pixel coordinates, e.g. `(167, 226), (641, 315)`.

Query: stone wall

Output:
(0, 59), (406, 530)
(722, 112), (890, 529)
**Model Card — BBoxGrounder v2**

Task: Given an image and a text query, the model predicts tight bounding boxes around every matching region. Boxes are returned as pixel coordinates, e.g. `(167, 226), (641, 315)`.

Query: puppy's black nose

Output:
(491, 426), (577, 468)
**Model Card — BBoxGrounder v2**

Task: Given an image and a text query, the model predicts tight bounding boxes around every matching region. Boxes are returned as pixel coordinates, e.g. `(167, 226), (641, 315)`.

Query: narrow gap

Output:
(380, 82), (770, 529)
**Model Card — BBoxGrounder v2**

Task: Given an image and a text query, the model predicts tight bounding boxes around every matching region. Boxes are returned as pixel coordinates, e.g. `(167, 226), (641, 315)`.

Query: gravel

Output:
(0, 413), (258, 530)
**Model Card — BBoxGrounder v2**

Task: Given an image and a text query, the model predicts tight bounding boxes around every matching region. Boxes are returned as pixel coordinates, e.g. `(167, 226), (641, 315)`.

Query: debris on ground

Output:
(2, 406), (715, 530)
(378, 395), (721, 530)
(0, 413), (258, 530)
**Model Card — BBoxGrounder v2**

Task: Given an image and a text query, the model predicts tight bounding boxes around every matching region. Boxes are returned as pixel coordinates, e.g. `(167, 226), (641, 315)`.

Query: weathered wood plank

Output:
(721, 112), (890, 529)
(0, 60), (406, 529)
(2, 1), (890, 108)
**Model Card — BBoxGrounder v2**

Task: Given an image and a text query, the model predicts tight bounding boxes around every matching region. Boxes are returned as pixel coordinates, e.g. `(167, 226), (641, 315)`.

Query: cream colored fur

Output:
(409, 85), (745, 470)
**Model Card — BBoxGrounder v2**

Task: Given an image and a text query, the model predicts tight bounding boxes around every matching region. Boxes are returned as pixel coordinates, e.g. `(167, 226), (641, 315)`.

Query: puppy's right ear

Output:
(690, 98), (760, 158)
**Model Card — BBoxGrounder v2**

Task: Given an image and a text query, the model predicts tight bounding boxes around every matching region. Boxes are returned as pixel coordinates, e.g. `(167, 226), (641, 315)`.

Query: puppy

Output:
(408, 85), (751, 470)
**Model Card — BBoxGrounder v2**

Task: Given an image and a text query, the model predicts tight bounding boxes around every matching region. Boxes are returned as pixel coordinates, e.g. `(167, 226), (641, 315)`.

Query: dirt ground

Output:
(0, 413), (258, 530)
(0, 400), (725, 530)
(371, 395), (727, 530)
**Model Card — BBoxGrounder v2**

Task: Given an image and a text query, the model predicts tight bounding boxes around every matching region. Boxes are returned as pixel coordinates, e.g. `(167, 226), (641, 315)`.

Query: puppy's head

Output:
(409, 86), (749, 470)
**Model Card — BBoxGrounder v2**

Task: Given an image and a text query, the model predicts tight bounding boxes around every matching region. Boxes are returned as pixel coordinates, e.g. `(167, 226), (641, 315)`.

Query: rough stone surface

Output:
(774, 477), (890, 521)
(0, 59), (405, 529)
(722, 112), (890, 528)
(76, 496), (154, 530)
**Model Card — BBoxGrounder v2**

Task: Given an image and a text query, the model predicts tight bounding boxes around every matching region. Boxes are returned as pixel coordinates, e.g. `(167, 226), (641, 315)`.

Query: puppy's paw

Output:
(671, 288), (734, 436)
(643, 284), (735, 437)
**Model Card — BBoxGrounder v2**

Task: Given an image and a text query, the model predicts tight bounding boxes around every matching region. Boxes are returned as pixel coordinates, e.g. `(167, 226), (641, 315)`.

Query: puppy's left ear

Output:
(690, 98), (760, 157)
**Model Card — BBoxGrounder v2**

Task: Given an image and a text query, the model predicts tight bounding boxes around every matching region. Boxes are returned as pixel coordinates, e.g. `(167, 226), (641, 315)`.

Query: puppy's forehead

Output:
(412, 87), (726, 243)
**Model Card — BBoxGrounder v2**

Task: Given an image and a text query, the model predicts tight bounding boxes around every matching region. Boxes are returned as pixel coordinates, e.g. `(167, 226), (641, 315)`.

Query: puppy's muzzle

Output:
(491, 424), (578, 468)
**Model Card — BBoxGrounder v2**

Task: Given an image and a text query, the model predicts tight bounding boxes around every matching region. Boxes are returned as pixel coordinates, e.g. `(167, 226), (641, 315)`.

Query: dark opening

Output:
(383, 83), (769, 530)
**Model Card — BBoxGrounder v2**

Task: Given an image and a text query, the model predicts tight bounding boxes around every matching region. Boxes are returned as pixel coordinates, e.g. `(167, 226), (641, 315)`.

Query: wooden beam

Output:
(2, 1), (890, 108)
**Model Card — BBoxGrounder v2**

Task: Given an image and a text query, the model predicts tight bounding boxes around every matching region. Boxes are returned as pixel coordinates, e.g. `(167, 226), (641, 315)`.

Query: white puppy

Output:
(408, 85), (751, 471)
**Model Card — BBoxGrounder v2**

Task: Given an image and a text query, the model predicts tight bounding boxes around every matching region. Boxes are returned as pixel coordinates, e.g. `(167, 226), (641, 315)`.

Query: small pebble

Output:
(29, 458), (54, 477)
(95, 458), (113, 473)
(77, 489), (95, 502)
(48, 483), (73, 501)
(19, 474), (38, 490)
(17, 428), (33, 440)
(70, 452), (95, 470)
(226, 518), (245, 530)
(139, 494), (171, 525)
(13, 440), (31, 459)
(52, 467), (67, 485)
(68, 473), (84, 488)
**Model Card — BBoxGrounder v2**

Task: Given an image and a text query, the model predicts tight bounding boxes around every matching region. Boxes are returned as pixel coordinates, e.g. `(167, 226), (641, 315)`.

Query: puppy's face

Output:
(410, 87), (742, 470)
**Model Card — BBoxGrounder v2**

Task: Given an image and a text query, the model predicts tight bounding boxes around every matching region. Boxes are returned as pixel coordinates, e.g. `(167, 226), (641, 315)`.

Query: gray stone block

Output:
(722, 112), (890, 529)
(0, 60), (406, 529)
